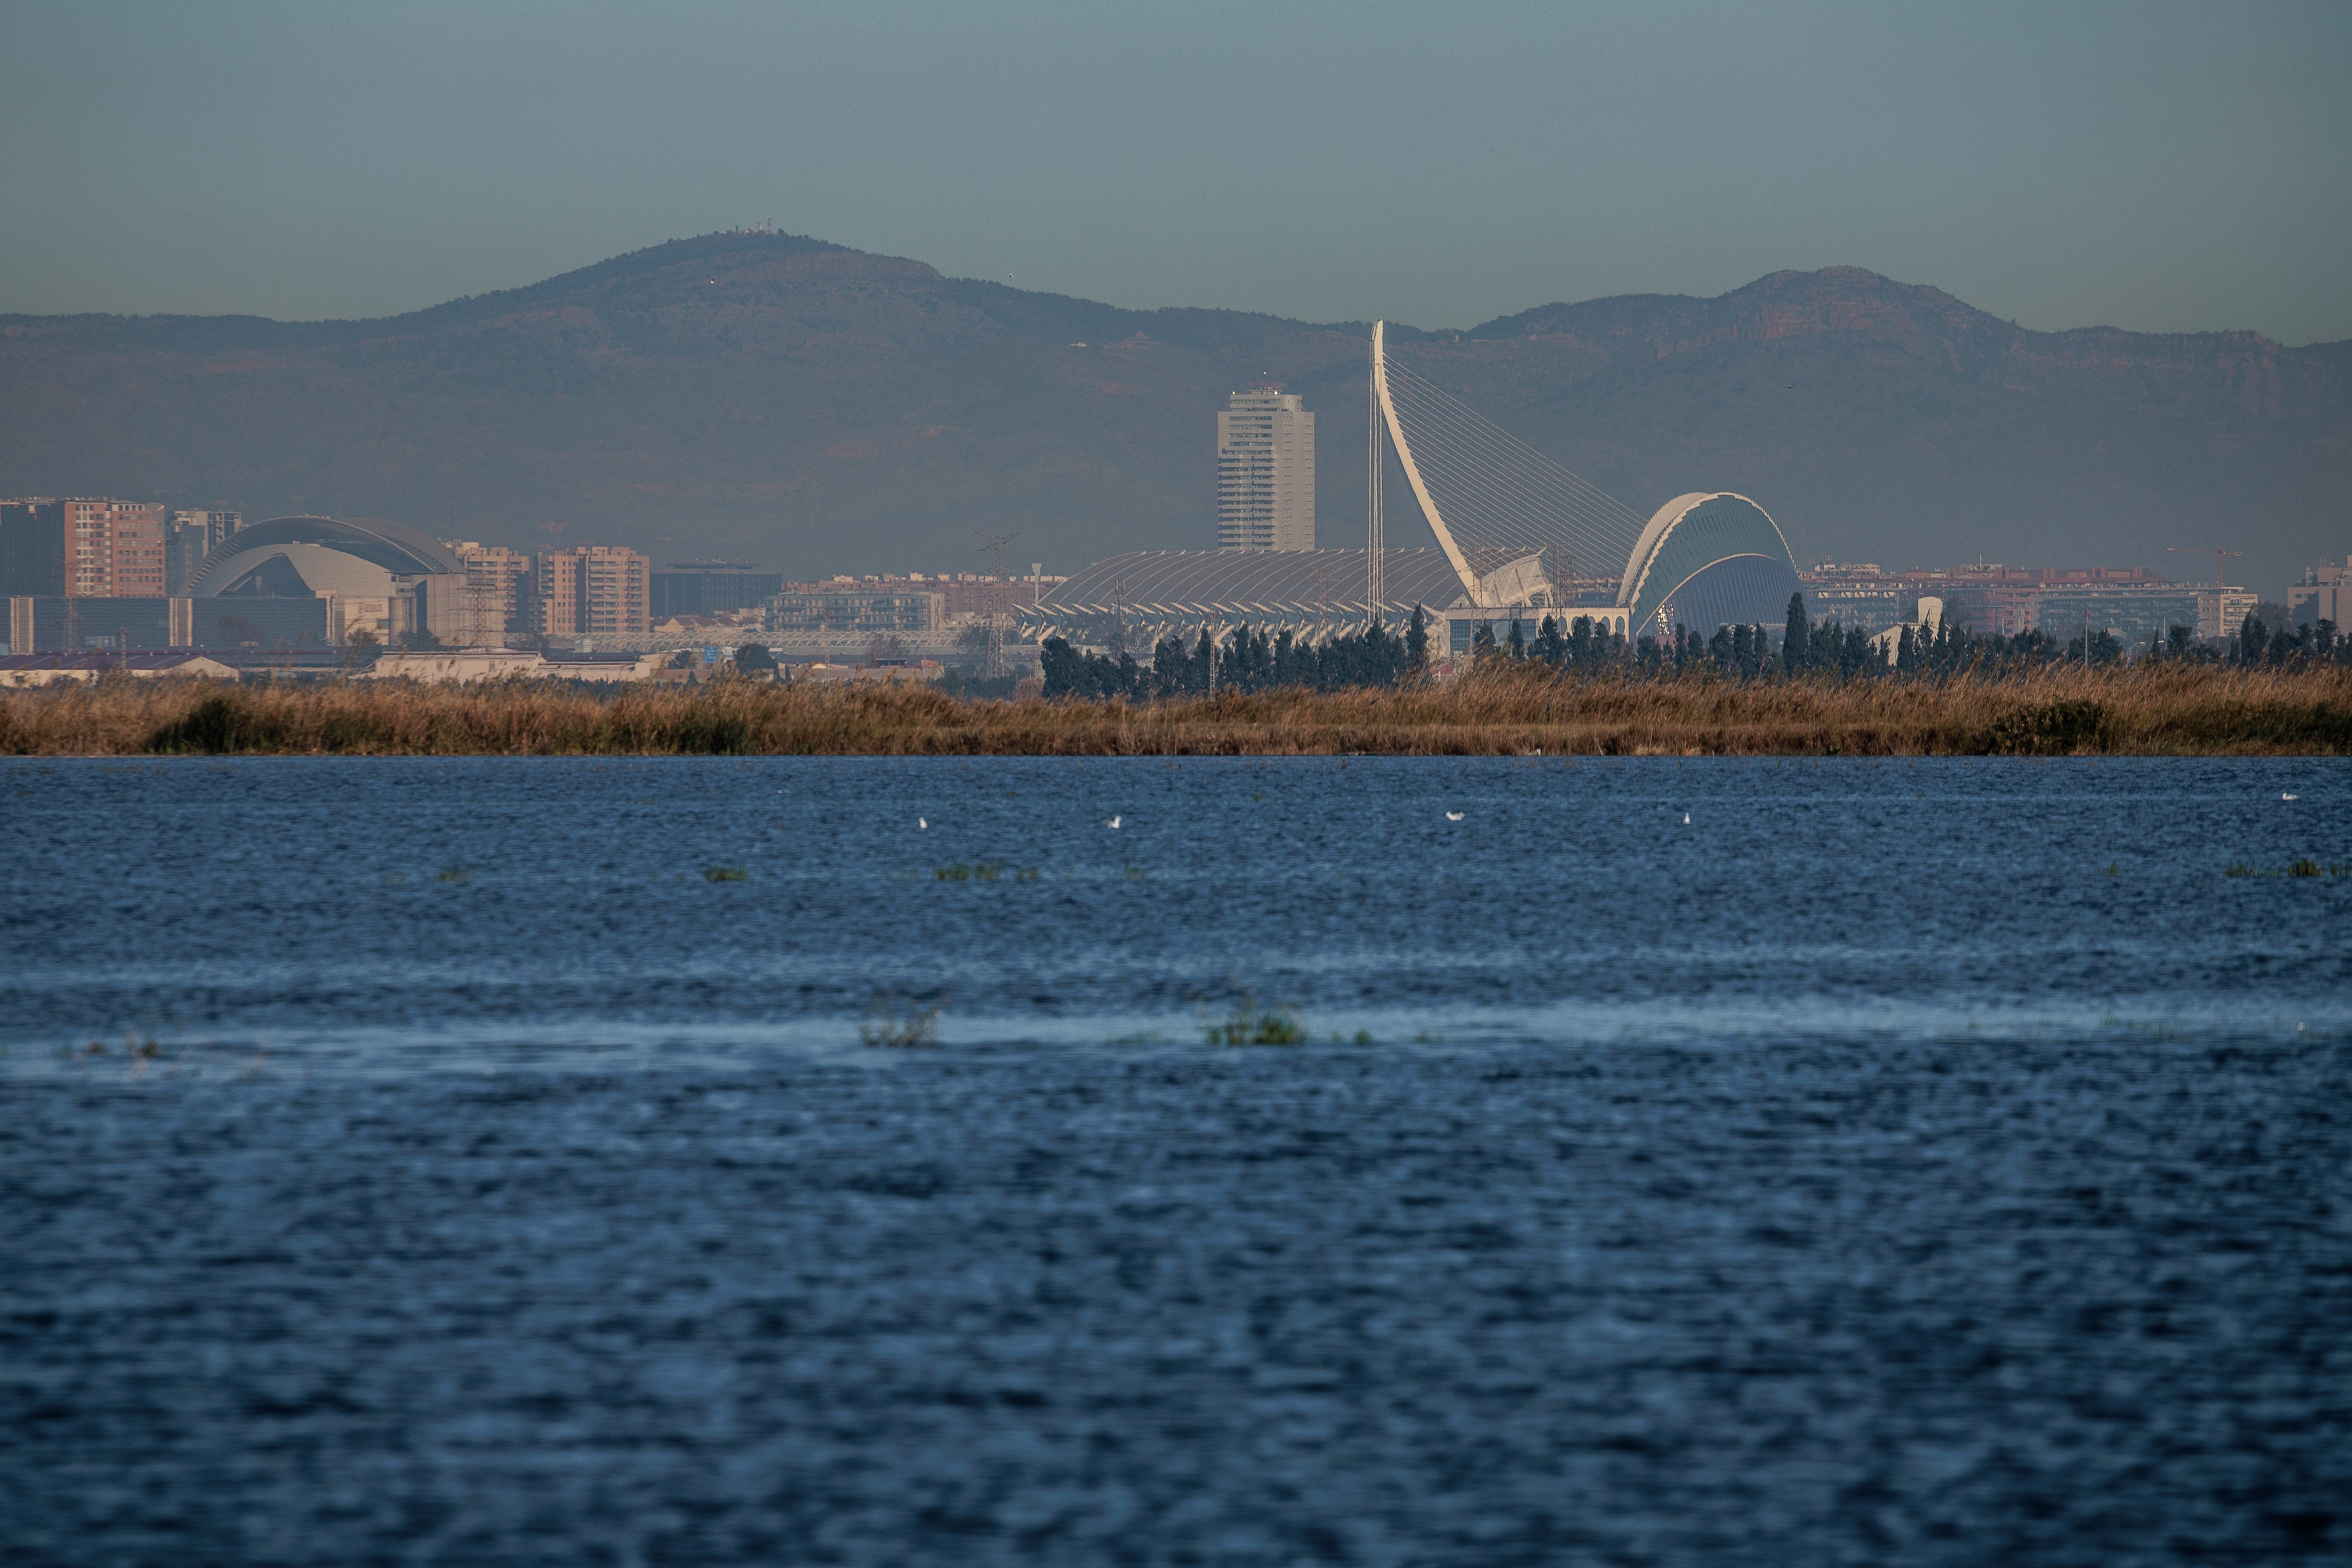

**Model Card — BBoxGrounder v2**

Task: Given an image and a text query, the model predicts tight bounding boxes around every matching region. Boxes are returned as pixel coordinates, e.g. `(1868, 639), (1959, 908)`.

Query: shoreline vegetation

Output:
(1, 662), (2347, 756)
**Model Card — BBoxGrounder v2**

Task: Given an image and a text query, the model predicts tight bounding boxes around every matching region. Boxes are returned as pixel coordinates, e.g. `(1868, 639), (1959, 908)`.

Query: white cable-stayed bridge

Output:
(1367, 320), (1802, 643)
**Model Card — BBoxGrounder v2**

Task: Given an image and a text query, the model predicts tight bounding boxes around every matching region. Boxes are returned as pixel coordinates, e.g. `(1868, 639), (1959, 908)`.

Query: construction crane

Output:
(2168, 545), (2242, 586)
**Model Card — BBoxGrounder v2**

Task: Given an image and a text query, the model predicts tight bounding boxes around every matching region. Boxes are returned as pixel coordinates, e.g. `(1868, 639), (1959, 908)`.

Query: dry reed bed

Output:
(0, 664), (2346, 756)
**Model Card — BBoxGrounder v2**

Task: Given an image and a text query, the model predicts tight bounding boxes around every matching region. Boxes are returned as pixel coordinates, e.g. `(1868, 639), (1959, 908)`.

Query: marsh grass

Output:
(703, 864), (748, 882)
(933, 861), (1041, 881)
(1, 663), (2347, 756)
(859, 1000), (942, 1048)
(1205, 996), (1310, 1046)
(2228, 859), (2344, 879)
(72, 1027), (167, 1060)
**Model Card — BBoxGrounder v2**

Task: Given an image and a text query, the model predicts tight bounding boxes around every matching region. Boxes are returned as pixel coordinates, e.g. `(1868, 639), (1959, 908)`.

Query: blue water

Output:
(4, 756), (2348, 1564)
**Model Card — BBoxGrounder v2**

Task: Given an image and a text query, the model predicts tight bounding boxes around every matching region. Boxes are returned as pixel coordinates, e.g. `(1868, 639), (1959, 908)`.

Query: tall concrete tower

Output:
(1217, 389), (1314, 551)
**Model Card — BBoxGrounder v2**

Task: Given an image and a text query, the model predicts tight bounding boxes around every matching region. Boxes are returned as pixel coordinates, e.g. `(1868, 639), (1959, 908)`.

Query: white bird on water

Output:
(2282, 793), (2299, 801)
(1446, 811), (1465, 822)
(918, 816), (928, 830)
(1105, 815), (1122, 828)
(1683, 812), (1692, 825)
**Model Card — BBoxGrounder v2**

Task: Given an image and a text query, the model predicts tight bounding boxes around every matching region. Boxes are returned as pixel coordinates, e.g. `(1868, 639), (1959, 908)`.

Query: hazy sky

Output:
(4, 0), (2348, 342)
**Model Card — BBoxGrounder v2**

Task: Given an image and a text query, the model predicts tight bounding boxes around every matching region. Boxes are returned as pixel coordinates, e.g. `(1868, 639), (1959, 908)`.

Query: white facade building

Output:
(1217, 390), (1314, 552)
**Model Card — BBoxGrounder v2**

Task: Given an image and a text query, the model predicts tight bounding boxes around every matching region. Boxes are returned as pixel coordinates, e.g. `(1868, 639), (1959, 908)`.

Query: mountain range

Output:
(3, 230), (2345, 592)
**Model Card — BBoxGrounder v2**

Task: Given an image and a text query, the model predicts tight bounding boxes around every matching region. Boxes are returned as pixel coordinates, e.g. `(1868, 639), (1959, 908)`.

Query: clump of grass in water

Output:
(703, 864), (747, 882)
(860, 1000), (942, 1048)
(436, 863), (470, 884)
(935, 862), (1039, 882)
(2232, 859), (2344, 879)
(1205, 996), (1308, 1046)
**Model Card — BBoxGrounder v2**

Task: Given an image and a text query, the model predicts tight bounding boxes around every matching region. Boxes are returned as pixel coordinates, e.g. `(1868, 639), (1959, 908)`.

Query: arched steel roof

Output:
(1617, 493), (1800, 636)
(1043, 550), (1481, 617)
(188, 514), (461, 593)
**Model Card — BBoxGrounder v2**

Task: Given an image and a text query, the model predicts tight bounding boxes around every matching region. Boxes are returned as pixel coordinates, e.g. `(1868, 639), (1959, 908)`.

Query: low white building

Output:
(0, 652), (239, 687)
(1867, 597), (1943, 664)
(358, 649), (672, 684)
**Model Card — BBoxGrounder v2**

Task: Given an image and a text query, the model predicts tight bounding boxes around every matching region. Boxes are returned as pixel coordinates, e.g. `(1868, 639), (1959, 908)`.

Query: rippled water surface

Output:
(4, 756), (2348, 1565)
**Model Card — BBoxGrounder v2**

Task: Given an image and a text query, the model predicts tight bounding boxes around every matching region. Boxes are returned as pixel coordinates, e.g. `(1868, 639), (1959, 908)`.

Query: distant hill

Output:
(2, 232), (2345, 592)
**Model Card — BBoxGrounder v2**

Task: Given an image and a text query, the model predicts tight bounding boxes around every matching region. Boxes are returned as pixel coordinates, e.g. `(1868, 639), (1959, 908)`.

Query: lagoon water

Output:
(4, 756), (2348, 1564)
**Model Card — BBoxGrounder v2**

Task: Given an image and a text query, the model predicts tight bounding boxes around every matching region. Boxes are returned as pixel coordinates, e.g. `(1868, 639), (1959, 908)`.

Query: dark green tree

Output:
(1782, 592), (1809, 676)
(1406, 605), (1430, 671)
(1843, 625), (1872, 677)
(733, 641), (776, 675)
(1532, 614), (1563, 667)
(1152, 636), (1188, 697)
(1039, 635), (1082, 697)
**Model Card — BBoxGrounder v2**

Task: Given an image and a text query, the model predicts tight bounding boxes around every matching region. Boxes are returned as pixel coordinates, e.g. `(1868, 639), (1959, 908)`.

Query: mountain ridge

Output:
(2, 231), (2344, 588)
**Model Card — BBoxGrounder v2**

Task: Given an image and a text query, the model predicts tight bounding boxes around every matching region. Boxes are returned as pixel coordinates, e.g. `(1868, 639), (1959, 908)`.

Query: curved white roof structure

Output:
(190, 515), (463, 597)
(1618, 493), (1802, 639)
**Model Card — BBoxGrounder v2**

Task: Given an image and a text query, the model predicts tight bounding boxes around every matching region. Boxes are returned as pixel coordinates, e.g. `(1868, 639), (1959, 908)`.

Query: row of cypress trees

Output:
(1040, 609), (1433, 699)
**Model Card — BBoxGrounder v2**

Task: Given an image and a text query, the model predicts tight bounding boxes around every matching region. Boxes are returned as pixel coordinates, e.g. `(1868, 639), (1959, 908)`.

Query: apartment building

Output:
(1801, 562), (2236, 645)
(67, 500), (166, 597)
(1217, 389), (1314, 552)
(450, 541), (533, 637)
(0, 499), (167, 597)
(2288, 556), (2352, 629)
(767, 585), (945, 638)
(0, 499), (58, 596)
(528, 545), (650, 640)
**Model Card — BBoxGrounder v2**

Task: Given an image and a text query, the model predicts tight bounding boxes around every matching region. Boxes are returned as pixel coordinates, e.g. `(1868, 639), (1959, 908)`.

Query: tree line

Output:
(1039, 595), (2351, 699)
(1041, 610), (1429, 699)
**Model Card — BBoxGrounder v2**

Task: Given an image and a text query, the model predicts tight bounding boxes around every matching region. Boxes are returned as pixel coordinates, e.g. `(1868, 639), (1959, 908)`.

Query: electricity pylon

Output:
(976, 532), (1018, 677)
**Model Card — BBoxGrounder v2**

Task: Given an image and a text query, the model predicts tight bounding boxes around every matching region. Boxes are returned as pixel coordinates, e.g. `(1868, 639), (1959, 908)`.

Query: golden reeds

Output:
(0, 663), (2345, 756)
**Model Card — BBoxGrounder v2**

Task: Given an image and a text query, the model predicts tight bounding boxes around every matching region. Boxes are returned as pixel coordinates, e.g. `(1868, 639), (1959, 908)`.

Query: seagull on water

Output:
(918, 816), (928, 830)
(2282, 793), (2299, 801)
(1446, 811), (1465, 822)
(1105, 814), (1122, 828)
(1683, 812), (1692, 825)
